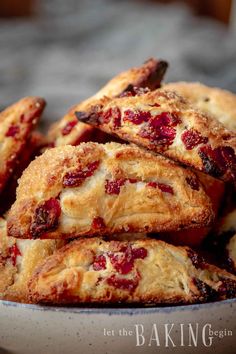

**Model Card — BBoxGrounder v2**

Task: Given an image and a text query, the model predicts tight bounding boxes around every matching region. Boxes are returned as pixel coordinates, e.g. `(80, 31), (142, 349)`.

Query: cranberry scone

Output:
(7, 142), (213, 240)
(0, 96), (45, 194)
(164, 82), (236, 131)
(0, 217), (64, 303)
(75, 89), (236, 185)
(28, 237), (236, 304)
(48, 58), (168, 147)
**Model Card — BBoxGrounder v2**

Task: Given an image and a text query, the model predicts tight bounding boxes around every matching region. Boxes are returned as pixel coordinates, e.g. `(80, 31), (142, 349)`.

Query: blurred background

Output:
(0, 0), (235, 122)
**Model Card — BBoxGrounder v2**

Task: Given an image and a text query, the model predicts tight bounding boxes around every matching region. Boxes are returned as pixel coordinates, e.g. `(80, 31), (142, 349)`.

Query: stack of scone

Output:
(1, 58), (236, 305)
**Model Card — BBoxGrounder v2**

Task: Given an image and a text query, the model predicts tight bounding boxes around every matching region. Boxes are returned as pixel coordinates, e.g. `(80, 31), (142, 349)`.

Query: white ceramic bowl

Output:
(0, 299), (235, 354)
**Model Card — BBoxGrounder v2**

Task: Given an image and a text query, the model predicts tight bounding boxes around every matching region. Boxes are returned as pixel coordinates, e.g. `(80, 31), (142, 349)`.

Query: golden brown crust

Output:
(0, 217), (64, 303)
(164, 82), (236, 131)
(0, 97), (45, 194)
(75, 89), (236, 185)
(7, 142), (213, 240)
(28, 237), (236, 304)
(48, 58), (168, 147)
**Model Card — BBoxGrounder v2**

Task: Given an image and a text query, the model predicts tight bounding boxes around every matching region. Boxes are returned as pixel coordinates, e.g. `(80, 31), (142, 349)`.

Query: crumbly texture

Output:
(164, 82), (236, 131)
(0, 97), (45, 194)
(75, 89), (236, 185)
(0, 218), (64, 303)
(48, 58), (168, 147)
(226, 234), (236, 274)
(29, 237), (236, 305)
(7, 142), (213, 240)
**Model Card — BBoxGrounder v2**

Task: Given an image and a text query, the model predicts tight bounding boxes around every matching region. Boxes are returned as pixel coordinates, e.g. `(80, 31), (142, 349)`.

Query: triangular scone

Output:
(28, 238), (236, 304)
(164, 82), (236, 131)
(0, 218), (64, 303)
(48, 58), (168, 147)
(0, 97), (45, 194)
(75, 89), (236, 185)
(7, 142), (213, 240)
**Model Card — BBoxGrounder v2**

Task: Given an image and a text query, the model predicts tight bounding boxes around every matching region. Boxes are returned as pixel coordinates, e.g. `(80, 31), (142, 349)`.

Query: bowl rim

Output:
(0, 298), (235, 316)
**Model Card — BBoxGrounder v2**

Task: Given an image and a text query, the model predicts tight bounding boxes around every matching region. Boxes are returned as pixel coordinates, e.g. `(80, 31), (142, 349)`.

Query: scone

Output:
(0, 97), (45, 194)
(28, 237), (236, 304)
(0, 217), (64, 303)
(48, 58), (168, 147)
(164, 82), (236, 131)
(75, 89), (236, 185)
(7, 142), (213, 240)
(0, 131), (46, 214)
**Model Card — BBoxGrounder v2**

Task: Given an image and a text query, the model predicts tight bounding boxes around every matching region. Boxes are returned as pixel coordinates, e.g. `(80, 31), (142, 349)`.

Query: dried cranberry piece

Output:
(61, 120), (78, 136)
(131, 247), (148, 260)
(198, 146), (223, 177)
(112, 107), (122, 129)
(139, 125), (176, 146)
(139, 112), (181, 147)
(105, 179), (126, 195)
(186, 176), (200, 191)
(147, 181), (174, 194)
(9, 244), (21, 266)
(102, 108), (113, 124)
(198, 145), (236, 180)
(108, 245), (148, 275)
(63, 161), (100, 187)
(157, 183), (174, 194)
(93, 254), (106, 271)
(123, 110), (151, 125)
(151, 112), (180, 128)
(220, 146), (236, 169)
(5, 125), (20, 137)
(105, 178), (136, 195)
(181, 129), (208, 150)
(92, 217), (105, 229)
(31, 198), (61, 238)
(20, 114), (25, 123)
(107, 274), (139, 292)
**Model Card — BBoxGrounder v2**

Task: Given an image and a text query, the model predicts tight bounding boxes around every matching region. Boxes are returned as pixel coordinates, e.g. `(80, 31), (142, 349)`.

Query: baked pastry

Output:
(0, 217), (64, 302)
(48, 58), (168, 147)
(226, 234), (236, 274)
(0, 97), (45, 194)
(28, 237), (236, 304)
(75, 89), (236, 185)
(164, 82), (236, 131)
(0, 131), (46, 214)
(7, 142), (213, 240)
